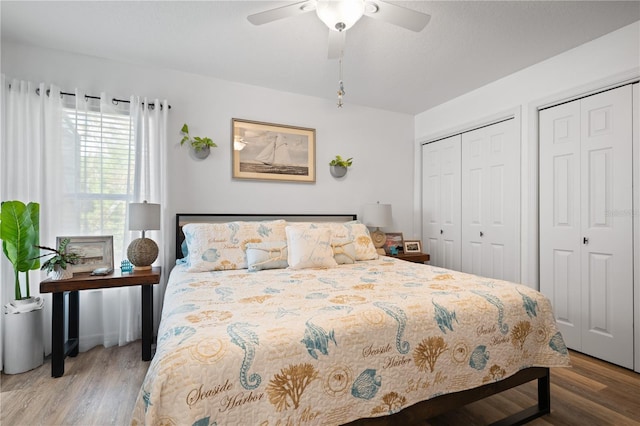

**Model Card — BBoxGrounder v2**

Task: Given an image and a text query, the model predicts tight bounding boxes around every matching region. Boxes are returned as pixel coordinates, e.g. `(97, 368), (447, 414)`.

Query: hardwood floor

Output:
(1, 342), (147, 426)
(1, 345), (638, 425)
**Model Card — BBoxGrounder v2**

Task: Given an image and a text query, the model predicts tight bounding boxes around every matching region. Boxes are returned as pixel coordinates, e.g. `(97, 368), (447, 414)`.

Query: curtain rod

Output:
(32, 87), (171, 110)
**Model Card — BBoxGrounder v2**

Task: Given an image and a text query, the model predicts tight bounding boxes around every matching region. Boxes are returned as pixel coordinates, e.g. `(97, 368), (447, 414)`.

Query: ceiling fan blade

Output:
(247, 0), (315, 26)
(364, 0), (431, 32)
(327, 30), (346, 59)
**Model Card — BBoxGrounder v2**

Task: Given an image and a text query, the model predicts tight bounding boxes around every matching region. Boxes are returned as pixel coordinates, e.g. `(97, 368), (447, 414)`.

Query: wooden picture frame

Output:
(403, 240), (422, 254)
(383, 232), (404, 255)
(232, 118), (316, 182)
(57, 236), (114, 273)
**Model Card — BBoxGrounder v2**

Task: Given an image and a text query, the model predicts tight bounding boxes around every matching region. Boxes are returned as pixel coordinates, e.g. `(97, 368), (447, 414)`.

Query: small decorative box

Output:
(120, 259), (133, 273)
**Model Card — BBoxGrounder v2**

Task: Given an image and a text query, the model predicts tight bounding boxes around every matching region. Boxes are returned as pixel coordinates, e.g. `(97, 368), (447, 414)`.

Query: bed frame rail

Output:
(345, 367), (550, 426)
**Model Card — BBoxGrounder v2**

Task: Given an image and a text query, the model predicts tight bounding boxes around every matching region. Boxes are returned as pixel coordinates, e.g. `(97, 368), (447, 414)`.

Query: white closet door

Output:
(633, 83), (639, 374)
(539, 85), (634, 369)
(461, 119), (518, 282)
(539, 100), (582, 349)
(421, 135), (461, 270)
(580, 86), (633, 369)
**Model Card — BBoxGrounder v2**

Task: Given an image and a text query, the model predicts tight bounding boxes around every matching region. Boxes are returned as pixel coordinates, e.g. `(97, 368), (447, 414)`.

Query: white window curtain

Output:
(1, 76), (63, 369)
(1, 76), (167, 368)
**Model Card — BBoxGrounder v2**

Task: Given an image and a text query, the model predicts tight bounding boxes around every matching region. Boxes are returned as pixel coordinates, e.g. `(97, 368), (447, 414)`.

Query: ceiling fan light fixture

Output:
(316, 0), (365, 32)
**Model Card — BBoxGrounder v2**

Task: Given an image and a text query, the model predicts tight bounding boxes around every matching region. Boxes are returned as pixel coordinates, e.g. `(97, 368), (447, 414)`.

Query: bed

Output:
(131, 214), (570, 426)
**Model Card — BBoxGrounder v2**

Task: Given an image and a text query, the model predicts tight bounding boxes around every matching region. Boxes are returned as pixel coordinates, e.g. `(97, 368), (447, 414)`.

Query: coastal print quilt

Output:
(131, 257), (570, 426)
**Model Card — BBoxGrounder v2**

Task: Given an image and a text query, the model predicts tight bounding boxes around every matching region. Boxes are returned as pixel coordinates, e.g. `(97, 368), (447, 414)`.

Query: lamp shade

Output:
(316, 0), (365, 31)
(129, 201), (160, 231)
(362, 203), (392, 228)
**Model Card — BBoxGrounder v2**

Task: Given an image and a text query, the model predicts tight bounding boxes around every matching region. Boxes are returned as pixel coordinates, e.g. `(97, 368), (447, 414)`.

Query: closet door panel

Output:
(485, 123), (517, 281)
(422, 144), (441, 266)
(469, 242), (483, 275)
(539, 100), (582, 349)
(633, 82), (639, 373)
(462, 119), (517, 281)
(465, 134), (484, 267)
(462, 132), (486, 276)
(440, 139), (461, 270)
(421, 135), (461, 270)
(490, 243), (504, 279)
(580, 85), (633, 369)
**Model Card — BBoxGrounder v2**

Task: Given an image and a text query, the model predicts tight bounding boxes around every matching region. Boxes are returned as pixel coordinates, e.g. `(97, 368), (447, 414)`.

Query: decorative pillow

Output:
(183, 220), (287, 271)
(175, 238), (190, 265)
(331, 238), (357, 264)
(246, 242), (288, 272)
(285, 226), (337, 270)
(285, 221), (330, 229)
(329, 222), (378, 260)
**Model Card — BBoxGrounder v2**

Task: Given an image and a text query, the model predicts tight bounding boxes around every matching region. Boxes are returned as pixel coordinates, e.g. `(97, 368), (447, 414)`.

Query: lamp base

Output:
(133, 265), (152, 271)
(370, 227), (387, 254)
(127, 237), (158, 270)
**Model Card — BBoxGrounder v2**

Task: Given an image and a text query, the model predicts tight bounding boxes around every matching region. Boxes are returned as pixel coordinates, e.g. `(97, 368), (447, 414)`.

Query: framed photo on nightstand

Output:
(383, 232), (404, 255)
(57, 235), (114, 273)
(403, 240), (422, 254)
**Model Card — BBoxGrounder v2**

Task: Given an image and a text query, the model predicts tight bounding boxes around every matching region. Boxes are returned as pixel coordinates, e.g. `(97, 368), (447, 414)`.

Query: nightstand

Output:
(40, 267), (161, 377)
(390, 252), (430, 264)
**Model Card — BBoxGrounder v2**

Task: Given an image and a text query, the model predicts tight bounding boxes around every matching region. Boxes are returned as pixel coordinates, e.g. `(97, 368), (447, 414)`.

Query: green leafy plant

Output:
(0, 200), (40, 300)
(34, 238), (80, 274)
(180, 123), (217, 151)
(329, 155), (353, 168)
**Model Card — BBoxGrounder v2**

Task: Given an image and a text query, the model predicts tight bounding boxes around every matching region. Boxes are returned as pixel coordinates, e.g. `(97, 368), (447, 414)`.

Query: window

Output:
(60, 98), (135, 261)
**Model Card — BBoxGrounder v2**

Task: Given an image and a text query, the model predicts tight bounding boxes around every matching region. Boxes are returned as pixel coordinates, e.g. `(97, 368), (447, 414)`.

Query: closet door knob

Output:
(480, 231), (484, 237)
(440, 229), (443, 235)
(583, 237), (589, 245)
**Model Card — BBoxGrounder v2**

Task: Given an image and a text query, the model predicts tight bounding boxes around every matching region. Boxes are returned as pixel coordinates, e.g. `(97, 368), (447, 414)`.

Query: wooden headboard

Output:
(175, 213), (358, 262)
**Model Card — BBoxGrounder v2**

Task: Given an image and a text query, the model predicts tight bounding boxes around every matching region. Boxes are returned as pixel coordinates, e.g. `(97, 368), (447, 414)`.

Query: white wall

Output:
(415, 21), (640, 288)
(2, 41), (416, 264)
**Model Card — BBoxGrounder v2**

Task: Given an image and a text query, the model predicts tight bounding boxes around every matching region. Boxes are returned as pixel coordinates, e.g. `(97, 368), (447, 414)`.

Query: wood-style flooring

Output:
(1, 344), (638, 425)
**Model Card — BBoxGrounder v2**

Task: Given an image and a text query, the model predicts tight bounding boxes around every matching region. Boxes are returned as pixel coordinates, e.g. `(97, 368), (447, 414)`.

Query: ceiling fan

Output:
(247, 0), (431, 59)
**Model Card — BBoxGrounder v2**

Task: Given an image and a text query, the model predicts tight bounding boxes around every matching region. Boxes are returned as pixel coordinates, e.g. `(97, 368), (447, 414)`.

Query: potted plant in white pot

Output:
(0, 200), (45, 374)
(180, 123), (217, 159)
(34, 238), (80, 281)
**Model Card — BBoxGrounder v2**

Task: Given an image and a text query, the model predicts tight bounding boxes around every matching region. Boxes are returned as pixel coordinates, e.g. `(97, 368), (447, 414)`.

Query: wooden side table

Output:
(40, 267), (161, 377)
(390, 252), (431, 264)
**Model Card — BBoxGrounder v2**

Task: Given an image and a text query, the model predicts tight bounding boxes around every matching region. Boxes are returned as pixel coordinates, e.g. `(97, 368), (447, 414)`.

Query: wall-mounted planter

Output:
(330, 165), (348, 178)
(181, 123), (216, 160)
(193, 146), (210, 159)
(329, 155), (352, 178)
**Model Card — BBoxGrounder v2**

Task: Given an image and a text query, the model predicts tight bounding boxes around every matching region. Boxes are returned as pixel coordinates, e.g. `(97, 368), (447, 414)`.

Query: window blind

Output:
(60, 99), (135, 261)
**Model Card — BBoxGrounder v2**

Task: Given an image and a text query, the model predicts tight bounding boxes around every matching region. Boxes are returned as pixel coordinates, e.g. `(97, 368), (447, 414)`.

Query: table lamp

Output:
(127, 200), (160, 271)
(363, 202), (392, 255)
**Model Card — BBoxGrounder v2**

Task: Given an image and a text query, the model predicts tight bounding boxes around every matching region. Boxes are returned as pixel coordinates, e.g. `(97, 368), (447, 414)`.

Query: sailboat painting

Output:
(232, 118), (316, 182)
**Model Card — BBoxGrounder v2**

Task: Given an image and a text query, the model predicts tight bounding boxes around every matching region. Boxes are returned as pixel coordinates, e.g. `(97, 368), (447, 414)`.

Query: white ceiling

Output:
(2, 1), (639, 114)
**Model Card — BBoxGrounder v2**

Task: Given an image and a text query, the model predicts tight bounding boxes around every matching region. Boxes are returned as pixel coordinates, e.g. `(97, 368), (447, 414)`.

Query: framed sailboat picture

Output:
(232, 118), (316, 182)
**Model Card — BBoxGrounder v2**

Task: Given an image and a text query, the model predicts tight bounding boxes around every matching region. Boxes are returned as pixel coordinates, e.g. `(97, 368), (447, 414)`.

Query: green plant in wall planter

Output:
(180, 123), (217, 159)
(329, 155), (353, 178)
(0, 200), (45, 374)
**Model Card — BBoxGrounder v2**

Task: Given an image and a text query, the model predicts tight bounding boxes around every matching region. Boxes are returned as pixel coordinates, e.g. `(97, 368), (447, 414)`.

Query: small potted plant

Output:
(35, 238), (80, 281)
(180, 123), (217, 159)
(329, 155), (353, 178)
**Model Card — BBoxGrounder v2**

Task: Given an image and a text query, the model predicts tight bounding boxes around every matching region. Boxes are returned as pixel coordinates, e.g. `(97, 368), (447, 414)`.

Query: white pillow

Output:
(246, 241), (288, 272)
(285, 226), (337, 270)
(183, 220), (287, 271)
(331, 238), (356, 264)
